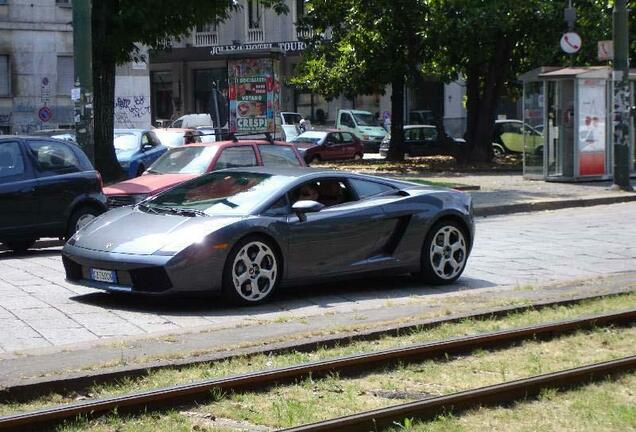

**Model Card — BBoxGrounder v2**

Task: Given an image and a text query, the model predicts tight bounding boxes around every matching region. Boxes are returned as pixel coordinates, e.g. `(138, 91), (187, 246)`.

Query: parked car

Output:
(492, 119), (543, 157)
(336, 109), (387, 152)
(408, 110), (435, 125)
(62, 167), (474, 305)
(291, 130), (364, 164)
(379, 125), (465, 158)
(104, 138), (305, 207)
(153, 128), (204, 148)
(114, 129), (167, 178)
(0, 136), (107, 252)
(169, 113), (213, 129)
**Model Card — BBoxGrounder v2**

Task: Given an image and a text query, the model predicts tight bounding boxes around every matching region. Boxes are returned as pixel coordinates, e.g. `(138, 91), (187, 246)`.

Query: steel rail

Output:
(0, 309), (634, 431)
(281, 356), (636, 432)
(2, 290), (632, 403)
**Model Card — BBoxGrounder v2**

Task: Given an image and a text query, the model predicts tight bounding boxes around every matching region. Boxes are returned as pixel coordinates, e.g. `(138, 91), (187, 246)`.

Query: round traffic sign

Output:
(560, 32), (582, 54)
(38, 106), (52, 122)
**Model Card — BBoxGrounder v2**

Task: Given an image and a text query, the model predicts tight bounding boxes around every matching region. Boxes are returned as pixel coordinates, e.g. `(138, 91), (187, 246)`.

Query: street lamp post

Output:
(612, 0), (634, 191)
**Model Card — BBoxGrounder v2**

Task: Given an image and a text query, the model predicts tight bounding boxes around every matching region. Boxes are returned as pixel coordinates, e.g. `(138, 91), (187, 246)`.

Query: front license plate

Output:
(90, 268), (117, 284)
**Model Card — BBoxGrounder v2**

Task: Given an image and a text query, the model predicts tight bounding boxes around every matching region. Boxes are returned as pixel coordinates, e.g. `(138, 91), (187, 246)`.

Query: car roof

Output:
(342, 109), (373, 114)
(404, 124), (435, 129)
(0, 135), (74, 142)
(185, 139), (295, 148)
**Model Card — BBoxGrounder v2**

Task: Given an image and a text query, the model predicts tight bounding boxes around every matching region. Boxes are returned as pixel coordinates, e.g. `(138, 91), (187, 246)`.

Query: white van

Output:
(169, 114), (213, 129)
(336, 109), (387, 152)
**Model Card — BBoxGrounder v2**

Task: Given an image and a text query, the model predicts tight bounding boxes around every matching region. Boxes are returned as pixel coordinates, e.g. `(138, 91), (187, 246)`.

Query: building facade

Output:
(0, 0), (151, 135)
(149, 0), (476, 137)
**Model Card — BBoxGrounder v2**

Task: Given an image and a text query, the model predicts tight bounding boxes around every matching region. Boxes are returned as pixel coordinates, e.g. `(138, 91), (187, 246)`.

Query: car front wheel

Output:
(222, 236), (281, 305)
(492, 143), (506, 158)
(418, 220), (468, 284)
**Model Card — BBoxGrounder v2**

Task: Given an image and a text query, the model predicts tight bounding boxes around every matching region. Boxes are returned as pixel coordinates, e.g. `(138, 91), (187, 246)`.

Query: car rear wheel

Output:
(492, 143), (506, 158)
(309, 155), (321, 165)
(3, 240), (36, 253)
(353, 153), (363, 160)
(67, 207), (101, 239)
(222, 236), (281, 306)
(418, 220), (468, 285)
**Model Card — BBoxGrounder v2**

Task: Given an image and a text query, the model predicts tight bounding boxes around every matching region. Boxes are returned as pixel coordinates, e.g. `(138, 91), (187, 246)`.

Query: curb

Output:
(475, 194), (636, 217)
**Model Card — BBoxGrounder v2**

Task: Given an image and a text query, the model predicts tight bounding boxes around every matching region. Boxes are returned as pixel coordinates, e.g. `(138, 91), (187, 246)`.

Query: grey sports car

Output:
(62, 167), (474, 305)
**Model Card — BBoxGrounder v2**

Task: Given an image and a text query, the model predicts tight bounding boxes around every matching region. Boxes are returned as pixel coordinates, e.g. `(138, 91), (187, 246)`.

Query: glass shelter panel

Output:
(546, 80), (575, 178)
(523, 81), (544, 176)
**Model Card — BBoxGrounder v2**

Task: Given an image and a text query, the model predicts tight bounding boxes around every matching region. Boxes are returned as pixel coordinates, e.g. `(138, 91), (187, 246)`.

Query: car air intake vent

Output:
(107, 195), (135, 208)
(62, 256), (82, 280)
(129, 267), (173, 292)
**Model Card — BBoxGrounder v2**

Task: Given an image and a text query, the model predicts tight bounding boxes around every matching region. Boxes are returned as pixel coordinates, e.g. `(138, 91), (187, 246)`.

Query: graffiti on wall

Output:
(114, 95), (151, 129)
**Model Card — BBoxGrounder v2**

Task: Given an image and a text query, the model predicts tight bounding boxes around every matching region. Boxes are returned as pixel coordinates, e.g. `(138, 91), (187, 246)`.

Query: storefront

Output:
(520, 66), (636, 181)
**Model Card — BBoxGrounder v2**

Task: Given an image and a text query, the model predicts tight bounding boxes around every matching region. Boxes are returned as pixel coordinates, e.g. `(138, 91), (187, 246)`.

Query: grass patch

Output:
(1, 293), (634, 422)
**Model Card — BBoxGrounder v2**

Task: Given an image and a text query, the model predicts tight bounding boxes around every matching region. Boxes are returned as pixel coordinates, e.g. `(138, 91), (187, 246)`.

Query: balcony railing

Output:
(247, 28), (265, 43)
(296, 28), (314, 40)
(193, 29), (219, 47)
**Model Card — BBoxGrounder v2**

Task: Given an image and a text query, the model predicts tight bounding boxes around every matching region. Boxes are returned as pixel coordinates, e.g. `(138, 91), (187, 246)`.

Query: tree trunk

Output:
(464, 39), (510, 163)
(386, 74), (405, 162)
(92, 0), (124, 182)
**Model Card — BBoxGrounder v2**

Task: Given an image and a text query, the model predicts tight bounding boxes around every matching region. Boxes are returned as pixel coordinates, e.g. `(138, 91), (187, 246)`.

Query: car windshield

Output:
(114, 133), (140, 151)
(148, 146), (218, 175)
(282, 113), (302, 124)
(144, 171), (291, 216)
(353, 113), (380, 127)
(154, 130), (186, 148)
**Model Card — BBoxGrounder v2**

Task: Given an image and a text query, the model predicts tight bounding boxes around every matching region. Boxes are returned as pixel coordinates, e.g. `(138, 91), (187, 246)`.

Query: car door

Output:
(340, 132), (357, 158)
(421, 126), (442, 155)
(140, 131), (164, 167)
(324, 132), (344, 160)
(339, 112), (358, 137)
(0, 140), (39, 238)
(283, 177), (393, 279)
(500, 121), (524, 153)
(27, 139), (87, 233)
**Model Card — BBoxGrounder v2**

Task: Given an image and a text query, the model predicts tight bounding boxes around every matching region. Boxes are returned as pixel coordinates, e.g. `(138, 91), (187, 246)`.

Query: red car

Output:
(104, 139), (305, 207)
(290, 130), (364, 164)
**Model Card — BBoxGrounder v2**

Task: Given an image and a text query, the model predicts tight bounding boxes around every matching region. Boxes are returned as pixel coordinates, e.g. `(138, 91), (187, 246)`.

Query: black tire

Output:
(309, 155), (321, 165)
(353, 153), (363, 160)
(492, 143), (506, 158)
(66, 206), (102, 239)
(136, 165), (145, 177)
(4, 240), (36, 253)
(221, 235), (282, 306)
(417, 219), (469, 285)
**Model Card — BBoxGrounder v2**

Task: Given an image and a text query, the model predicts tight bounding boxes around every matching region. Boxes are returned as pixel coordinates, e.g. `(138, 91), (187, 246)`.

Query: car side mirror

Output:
(292, 200), (324, 222)
(142, 143), (153, 151)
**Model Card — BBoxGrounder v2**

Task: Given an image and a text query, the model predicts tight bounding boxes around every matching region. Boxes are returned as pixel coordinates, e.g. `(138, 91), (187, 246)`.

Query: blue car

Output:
(114, 129), (167, 178)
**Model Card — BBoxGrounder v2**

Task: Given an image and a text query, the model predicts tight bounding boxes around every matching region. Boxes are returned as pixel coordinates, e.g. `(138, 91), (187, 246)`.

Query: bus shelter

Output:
(520, 66), (636, 181)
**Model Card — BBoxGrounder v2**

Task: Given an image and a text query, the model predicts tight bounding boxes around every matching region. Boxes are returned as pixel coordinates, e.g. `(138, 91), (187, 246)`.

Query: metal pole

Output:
(612, 0), (633, 191)
(72, 0), (95, 164)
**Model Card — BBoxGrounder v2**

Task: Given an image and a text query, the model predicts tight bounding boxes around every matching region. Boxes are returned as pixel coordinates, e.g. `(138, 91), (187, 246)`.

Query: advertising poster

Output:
(577, 79), (607, 176)
(228, 58), (279, 134)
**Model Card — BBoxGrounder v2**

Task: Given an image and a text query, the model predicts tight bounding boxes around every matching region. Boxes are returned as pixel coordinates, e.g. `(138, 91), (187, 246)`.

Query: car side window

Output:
(422, 127), (438, 141)
(214, 146), (257, 170)
(291, 178), (355, 208)
(405, 129), (418, 141)
(328, 133), (343, 145)
(258, 144), (301, 167)
(27, 140), (82, 176)
(0, 141), (27, 183)
(141, 133), (151, 147)
(349, 178), (396, 199)
(172, 119), (183, 128)
(340, 113), (355, 128)
(341, 132), (354, 143)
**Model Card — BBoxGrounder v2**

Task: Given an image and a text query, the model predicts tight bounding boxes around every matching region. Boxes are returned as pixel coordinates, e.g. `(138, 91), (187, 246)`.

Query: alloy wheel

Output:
(231, 241), (278, 302)
(429, 225), (467, 280)
(75, 213), (96, 232)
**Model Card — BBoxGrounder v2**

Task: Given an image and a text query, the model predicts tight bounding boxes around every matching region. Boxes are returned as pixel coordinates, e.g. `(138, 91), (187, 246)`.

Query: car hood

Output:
(70, 206), (243, 255)
(103, 173), (198, 196)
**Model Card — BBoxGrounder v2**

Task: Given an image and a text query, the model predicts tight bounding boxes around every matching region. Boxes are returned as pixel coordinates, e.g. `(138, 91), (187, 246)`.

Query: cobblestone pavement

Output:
(0, 202), (634, 354)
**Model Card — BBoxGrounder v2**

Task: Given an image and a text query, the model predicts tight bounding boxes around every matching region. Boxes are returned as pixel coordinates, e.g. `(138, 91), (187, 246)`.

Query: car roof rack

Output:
(191, 129), (280, 144)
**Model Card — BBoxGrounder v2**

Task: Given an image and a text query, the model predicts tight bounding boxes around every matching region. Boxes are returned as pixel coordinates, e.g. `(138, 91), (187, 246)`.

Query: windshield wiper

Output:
(155, 206), (208, 217)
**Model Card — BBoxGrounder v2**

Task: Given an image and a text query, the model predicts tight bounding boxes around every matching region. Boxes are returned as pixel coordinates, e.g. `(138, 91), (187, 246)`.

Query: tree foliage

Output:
(91, 0), (287, 181)
(290, 0), (430, 160)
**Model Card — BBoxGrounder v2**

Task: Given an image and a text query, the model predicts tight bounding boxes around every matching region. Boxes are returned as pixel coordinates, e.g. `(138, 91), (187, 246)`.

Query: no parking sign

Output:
(38, 106), (52, 122)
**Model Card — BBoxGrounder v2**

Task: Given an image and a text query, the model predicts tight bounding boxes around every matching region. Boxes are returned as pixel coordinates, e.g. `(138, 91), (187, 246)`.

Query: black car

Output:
(0, 137), (107, 252)
(379, 125), (465, 157)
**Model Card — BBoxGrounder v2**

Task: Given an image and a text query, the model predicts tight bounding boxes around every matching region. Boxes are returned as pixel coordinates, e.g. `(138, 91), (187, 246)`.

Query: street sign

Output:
(560, 32), (582, 54)
(598, 40), (614, 61)
(38, 106), (52, 122)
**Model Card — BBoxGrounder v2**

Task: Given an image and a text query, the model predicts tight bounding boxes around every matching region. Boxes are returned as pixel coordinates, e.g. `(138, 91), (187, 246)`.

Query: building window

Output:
(0, 55), (9, 97)
(57, 56), (74, 96)
(151, 71), (174, 123)
(193, 68), (228, 114)
(246, 0), (264, 42)
(55, 0), (71, 5)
